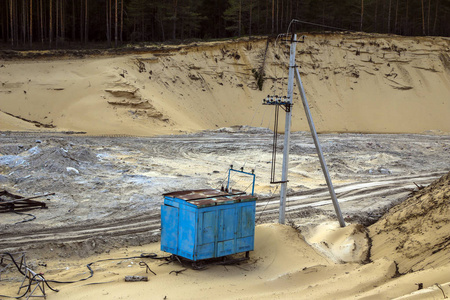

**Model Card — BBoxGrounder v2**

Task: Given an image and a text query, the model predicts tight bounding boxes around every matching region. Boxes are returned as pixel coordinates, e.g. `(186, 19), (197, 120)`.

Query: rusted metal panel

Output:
(163, 189), (247, 202)
(164, 189), (254, 207)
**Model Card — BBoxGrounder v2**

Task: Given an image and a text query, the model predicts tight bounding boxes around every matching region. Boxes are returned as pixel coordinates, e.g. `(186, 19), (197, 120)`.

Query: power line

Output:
(287, 19), (358, 37)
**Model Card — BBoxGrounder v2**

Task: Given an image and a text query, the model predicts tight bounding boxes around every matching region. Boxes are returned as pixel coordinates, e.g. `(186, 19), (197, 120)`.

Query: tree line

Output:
(1, 0), (449, 49)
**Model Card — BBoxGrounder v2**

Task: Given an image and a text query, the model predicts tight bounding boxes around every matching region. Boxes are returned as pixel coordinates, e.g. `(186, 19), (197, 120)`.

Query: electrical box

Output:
(160, 189), (257, 261)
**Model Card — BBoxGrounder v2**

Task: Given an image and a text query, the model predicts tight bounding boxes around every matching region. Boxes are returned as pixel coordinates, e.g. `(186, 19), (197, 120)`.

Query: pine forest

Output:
(0, 0), (449, 49)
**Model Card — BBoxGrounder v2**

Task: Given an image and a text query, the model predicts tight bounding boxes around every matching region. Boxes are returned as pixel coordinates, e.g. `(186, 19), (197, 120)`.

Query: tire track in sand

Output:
(0, 172), (442, 251)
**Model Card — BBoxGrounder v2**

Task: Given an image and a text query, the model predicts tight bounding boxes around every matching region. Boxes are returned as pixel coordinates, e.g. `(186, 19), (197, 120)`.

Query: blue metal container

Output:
(160, 189), (257, 261)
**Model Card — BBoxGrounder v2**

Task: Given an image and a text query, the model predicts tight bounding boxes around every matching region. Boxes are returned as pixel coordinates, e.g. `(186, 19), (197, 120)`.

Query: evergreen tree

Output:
(224, 0), (243, 36)
(1, 0), (450, 49)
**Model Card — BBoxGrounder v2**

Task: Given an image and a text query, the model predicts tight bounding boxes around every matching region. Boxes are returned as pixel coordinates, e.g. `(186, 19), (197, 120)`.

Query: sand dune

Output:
(1, 33), (449, 135)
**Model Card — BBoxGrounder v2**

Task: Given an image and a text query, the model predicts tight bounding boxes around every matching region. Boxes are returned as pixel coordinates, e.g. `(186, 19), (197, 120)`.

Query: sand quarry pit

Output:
(0, 33), (450, 299)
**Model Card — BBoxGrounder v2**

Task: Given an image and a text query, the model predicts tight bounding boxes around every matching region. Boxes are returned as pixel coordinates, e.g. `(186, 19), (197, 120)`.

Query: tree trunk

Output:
(30, 0), (33, 46)
(173, 0), (178, 40)
(427, 0), (431, 35)
(421, 0), (426, 35)
(4, 1), (7, 43)
(10, 0), (14, 46)
(106, 0), (110, 46)
(120, 0), (123, 42)
(271, 0), (274, 34)
(141, 8), (144, 40)
(22, 0), (26, 44)
(394, 0), (398, 33)
(360, 0), (364, 31)
(61, 0), (64, 43)
(387, 0), (392, 33)
(249, 0), (252, 36)
(40, 0), (44, 44)
(265, 0), (268, 32)
(114, 0), (118, 47)
(374, 0), (378, 32)
(289, 0), (292, 27)
(50, 0), (52, 45)
(276, 0), (279, 33)
(257, 0), (261, 35)
(160, 14), (165, 41)
(108, 0), (112, 47)
(56, 0), (59, 45)
(433, 0), (439, 34)
(84, 0), (87, 43)
(80, 0), (83, 42)
(405, 0), (409, 34)
(15, 0), (19, 46)
(280, 0), (283, 31)
(71, 0), (75, 41)
(238, 0), (242, 37)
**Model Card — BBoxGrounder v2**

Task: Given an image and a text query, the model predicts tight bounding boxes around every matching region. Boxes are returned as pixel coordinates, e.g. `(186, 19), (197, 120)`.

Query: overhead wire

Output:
(248, 99), (263, 128)
(266, 33), (293, 185)
(216, 167), (232, 190)
(286, 19), (358, 38)
(255, 185), (279, 224)
(243, 181), (254, 194)
(222, 18), (353, 195)
(273, 33), (289, 97)
(259, 103), (269, 127)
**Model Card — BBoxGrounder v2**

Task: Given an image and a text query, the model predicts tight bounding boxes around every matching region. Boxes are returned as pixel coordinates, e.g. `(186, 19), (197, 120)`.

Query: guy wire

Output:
(256, 185), (279, 224)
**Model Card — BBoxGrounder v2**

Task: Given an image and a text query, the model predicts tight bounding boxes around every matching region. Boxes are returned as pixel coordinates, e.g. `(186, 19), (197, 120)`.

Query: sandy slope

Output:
(1, 33), (449, 135)
(2, 222), (448, 300)
(1, 173), (449, 299)
(0, 224), (394, 300)
(0, 111), (38, 131)
(369, 171), (450, 274)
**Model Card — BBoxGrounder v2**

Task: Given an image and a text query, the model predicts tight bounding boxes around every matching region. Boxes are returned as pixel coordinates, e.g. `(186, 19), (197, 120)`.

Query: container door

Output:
(160, 205), (179, 255)
(216, 207), (236, 257)
(196, 210), (216, 260)
(236, 203), (256, 252)
(237, 204), (255, 238)
(178, 208), (196, 260)
(218, 207), (236, 241)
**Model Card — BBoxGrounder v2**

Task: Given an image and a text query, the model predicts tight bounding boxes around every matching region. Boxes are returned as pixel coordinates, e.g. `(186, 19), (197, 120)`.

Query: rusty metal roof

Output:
(163, 189), (256, 207)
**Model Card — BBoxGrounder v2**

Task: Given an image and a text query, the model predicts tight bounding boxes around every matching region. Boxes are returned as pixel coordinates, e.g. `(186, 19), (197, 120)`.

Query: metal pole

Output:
(294, 68), (346, 227)
(278, 34), (297, 224)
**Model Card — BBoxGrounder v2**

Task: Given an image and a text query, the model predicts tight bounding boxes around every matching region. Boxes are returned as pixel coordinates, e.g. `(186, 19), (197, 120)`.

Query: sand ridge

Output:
(369, 171), (450, 274)
(1, 33), (449, 135)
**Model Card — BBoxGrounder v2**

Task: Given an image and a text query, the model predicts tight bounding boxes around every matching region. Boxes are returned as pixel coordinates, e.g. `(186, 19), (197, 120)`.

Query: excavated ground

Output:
(0, 129), (448, 258)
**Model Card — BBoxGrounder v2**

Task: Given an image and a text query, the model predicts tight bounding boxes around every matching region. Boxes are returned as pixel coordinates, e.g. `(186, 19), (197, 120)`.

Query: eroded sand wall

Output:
(0, 33), (449, 135)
